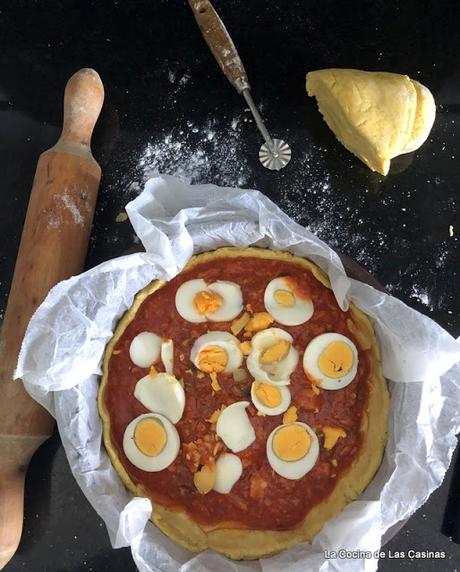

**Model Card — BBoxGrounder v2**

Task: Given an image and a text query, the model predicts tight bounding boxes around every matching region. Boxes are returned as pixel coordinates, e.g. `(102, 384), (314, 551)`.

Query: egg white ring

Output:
(205, 281), (243, 322)
(175, 279), (208, 323)
(190, 331), (243, 373)
(216, 401), (256, 453)
(134, 373), (185, 424)
(266, 422), (319, 480)
(129, 331), (162, 368)
(264, 277), (314, 326)
(303, 333), (358, 390)
(213, 453), (243, 494)
(250, 327), (294, 349)
(250, 381), (291, 415)
(123, 413), (180, 472)
(160, 339), (174, 375)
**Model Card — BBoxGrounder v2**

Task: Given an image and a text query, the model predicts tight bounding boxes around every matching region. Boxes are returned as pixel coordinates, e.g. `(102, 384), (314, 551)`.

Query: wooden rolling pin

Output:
(0, 68), (104, 568)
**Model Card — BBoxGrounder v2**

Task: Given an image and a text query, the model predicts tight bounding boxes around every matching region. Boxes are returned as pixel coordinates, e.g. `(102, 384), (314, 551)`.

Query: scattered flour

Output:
(179, 73), (191, 87)
(61, 193), (84, 225)
(409, 285), (434, 311)
(46, 191), (85, 229)
(47, 215), (61, 230)
(277, 146), (384, 275)
(165, 62), (193, 97)
(131, 114), (251, 189)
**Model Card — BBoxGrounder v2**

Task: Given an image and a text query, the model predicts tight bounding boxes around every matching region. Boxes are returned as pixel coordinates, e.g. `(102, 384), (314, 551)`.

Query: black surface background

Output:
(1, 1), (459, 570)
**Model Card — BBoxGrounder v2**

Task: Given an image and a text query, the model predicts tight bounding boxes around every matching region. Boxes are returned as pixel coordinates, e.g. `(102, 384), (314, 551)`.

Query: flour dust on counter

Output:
(87, 108), (256, 261)
(276, 146), (385, 277)
(409, 285), (434, 311)
(129, 113), (252, 190)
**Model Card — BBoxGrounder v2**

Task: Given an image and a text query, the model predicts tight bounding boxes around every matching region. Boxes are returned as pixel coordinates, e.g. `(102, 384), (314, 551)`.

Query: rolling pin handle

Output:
(57, 68), (104, 151)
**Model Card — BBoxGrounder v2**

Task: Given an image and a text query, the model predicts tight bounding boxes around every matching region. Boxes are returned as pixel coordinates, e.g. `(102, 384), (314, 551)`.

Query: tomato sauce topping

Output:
(103, 256), (370, 530)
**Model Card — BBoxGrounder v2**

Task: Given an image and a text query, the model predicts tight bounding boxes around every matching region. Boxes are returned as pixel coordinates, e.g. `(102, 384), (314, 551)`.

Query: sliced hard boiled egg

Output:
(267, 422), (319, 480)
(190, 332), (243, 373)
(303, 333), (358, 390)
(123, 413), (180, 472)
(134, 372), (185, 423)
(175, 279), (243, 323)
(213, 453), (243, 494)
(264, 277), (314, 326)
(250, 381), (291, 416)
(161, 339), (174, 375)
(247, 328), (299, 385)
(129, 332), (162, 368)
(216, 401), (255, 453)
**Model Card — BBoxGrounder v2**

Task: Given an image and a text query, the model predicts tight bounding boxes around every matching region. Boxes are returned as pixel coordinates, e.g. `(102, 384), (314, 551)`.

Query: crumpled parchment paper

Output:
(17, 175), (460, 572)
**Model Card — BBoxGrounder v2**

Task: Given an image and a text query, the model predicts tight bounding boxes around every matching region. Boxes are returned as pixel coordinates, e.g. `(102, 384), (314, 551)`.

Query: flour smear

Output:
(133, 115), (251, 190)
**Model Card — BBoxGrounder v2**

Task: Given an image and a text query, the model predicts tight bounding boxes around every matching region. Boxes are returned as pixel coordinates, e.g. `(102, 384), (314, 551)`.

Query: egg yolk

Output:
(260, 339), (290, 364)
(210, 371), (222, 392)
(273, 425), (311, 461)
(198, 345), (228, 373)
(282, 405), (298, 424)
(240, 341), (252, 355)
(193, 462), (216, 494)
(274, 289), (295, 307)
(134, 418), (167, 457)
(323, 426), (347, 450)
(244, 312), (274, 333)
(193, 290), (223, 314)
(318, 341), (354, 378)
(254, 382), (282, 408)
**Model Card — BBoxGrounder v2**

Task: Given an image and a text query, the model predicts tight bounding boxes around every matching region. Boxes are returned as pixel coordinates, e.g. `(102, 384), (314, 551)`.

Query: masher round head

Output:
(259, 138), (291, 171)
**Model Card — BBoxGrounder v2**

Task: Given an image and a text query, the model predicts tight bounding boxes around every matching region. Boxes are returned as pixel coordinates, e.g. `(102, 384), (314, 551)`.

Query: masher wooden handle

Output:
(0, 68), (104, 568)
(188, 0), (250, 93)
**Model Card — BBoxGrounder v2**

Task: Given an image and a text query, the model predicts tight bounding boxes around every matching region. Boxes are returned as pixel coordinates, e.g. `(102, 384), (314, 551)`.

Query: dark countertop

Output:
(1, 1), (459, 570)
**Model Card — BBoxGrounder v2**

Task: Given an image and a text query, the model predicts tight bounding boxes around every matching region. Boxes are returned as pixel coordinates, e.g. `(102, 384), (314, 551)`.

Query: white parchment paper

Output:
(17, 175), (460, 572)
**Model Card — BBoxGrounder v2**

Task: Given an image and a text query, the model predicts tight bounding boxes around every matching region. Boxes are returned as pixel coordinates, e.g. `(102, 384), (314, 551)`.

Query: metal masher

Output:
(188, 0), (291, 171)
